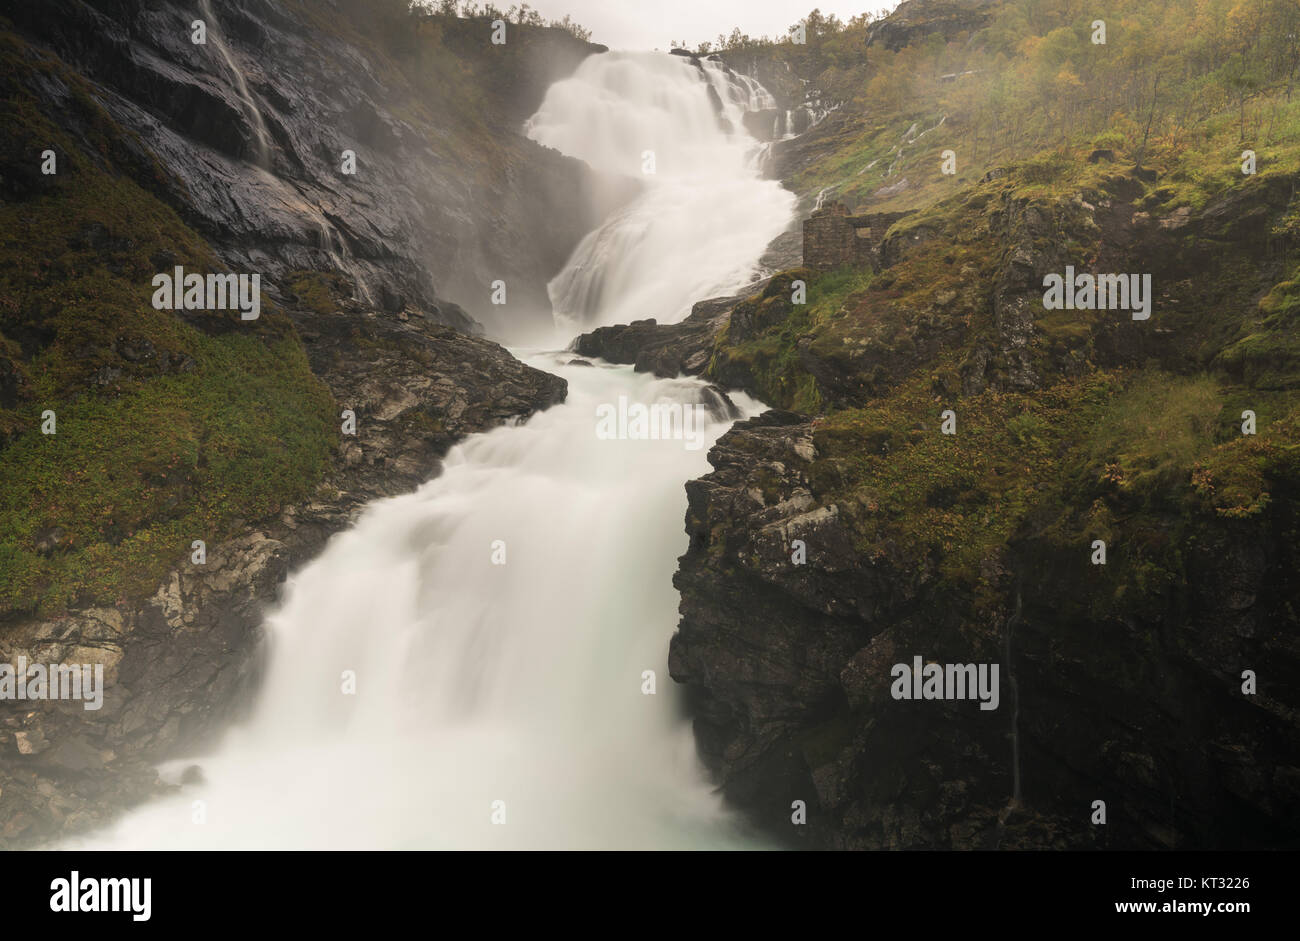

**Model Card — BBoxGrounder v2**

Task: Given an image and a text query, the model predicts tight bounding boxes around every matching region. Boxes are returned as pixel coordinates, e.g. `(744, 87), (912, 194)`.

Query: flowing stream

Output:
(197, 0), (272, 167)
(67, 51), (793, 849)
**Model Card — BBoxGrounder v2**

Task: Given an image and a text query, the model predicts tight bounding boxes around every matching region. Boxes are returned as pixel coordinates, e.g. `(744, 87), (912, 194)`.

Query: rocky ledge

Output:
(571, 292), (746, 378)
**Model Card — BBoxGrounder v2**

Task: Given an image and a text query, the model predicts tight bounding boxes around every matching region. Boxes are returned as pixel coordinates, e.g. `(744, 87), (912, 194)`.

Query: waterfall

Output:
(994, 585), (1024, 846)
(525, 52), (795, 336)
(254, 170), (374, 305)
(65, 361), (767, 849)
(195, 2), (375, 303)
(197, 0), (273, 167)
(1006, 586), (1023, 806)
(702, 62), (778, 116)
(61, 52), (789, 850)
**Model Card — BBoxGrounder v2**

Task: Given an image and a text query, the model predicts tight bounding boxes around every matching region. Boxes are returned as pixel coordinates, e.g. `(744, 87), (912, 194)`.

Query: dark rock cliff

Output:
(669, 406), (1299, 849)
(663, 168), (1300, 849)
(5, 0), (617, 339)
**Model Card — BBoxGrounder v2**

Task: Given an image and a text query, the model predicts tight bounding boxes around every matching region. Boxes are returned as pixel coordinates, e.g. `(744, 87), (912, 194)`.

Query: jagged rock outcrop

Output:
(571, 292), (747, 378)
(670, 401), (1300, 849)
(668, 409), (1041, 849)
(866, 0), (999, 52)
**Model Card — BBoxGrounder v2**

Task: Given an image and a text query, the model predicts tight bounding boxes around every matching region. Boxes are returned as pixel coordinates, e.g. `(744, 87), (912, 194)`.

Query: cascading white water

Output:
(526, 53), (795, 336)
(65, 51), (789, 850)
(66, 360), (765, 849)
(197, 0), (272, 167)
(197, 2), (378, 302)
(702, 61), (778, 117)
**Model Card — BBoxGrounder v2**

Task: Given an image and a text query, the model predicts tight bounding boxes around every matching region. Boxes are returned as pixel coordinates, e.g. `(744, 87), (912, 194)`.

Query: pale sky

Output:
(517, 0), (897, 51)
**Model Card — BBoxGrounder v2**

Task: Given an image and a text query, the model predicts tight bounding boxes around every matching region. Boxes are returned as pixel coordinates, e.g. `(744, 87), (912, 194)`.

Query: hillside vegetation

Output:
(714, 0), (1299, 214)
(702, 0), (1300, 602)
(0, 30), (335, 617)
(665, 0), (1300, 848)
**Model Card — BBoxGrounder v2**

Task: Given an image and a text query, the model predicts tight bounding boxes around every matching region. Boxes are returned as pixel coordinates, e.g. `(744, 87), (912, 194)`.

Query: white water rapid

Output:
(67, 51), (791, 850)
(68, 359), (765, 849)
(526, 52), (795, 336)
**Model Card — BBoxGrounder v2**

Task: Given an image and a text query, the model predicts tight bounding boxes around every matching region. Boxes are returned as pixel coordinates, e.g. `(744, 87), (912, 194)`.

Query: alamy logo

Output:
(890, 656), (1000, 710)
(152, 266), (260, 320)
(595, 395), (707, 451)
(1042, 265), (1152, 320)
(0, 657), (103, 711)
(50, 871), (151, 921)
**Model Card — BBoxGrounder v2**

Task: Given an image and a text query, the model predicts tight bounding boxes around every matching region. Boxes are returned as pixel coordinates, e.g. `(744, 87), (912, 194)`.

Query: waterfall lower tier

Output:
(65, 357), (767, 849)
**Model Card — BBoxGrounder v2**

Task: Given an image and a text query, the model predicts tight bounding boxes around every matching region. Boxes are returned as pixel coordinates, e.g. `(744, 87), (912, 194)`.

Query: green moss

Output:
(1217, 263), (1300, 390)
(0, 336), (333, 615)
(705, 266), (874, 410)
(1078, 371), (1224, 503)
(809, 369), (1109, 584)
(287, 271), (345, 317)
(794, 355), (1297, 610)
(1019, 149), (1072, 184)
(395, 408), (447, 437)
(0, 34), (335, 617)
(1034, 370), (1297, 620)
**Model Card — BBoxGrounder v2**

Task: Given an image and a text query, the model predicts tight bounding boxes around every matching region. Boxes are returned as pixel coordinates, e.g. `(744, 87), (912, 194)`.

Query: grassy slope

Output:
(707, 173), (1299, 612)
(0, 29), (334, 617)
(702, 0), (1300, 615)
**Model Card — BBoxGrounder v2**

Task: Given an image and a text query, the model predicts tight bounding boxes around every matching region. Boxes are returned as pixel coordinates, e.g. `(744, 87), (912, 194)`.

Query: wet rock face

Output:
(1, 0), (585, 845)
(7, 0), (612, 336)
(667, 411), (1018, 850)
(1008, 517), (1300, 851)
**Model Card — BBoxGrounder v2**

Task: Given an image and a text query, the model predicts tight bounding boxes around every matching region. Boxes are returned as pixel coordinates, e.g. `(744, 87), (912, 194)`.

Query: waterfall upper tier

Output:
(524, 52), (796, 338)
